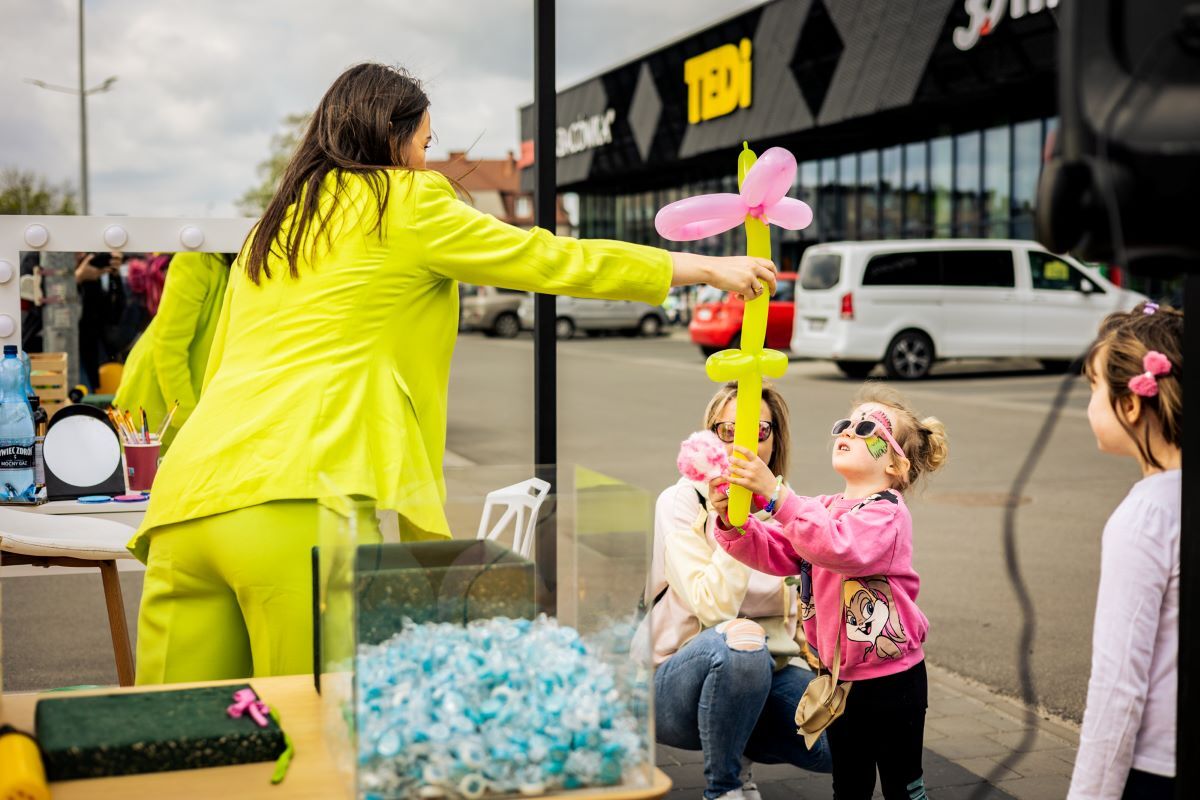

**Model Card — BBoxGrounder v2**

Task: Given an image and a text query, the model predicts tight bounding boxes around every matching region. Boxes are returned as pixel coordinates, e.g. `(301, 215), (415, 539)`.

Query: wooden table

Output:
(0, 674), (672, 800)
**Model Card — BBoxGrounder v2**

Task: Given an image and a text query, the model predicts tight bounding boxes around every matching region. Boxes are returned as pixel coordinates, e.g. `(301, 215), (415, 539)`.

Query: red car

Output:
(689, 273), (797, 357)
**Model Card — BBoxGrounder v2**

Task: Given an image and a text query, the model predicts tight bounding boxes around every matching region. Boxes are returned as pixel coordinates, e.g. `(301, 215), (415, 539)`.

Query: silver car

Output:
(459, 285), (526, 338)
(517, 295), (668, 339)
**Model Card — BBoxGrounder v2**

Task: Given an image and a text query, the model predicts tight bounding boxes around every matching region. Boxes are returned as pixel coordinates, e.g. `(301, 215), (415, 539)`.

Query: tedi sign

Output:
(556, 109), (616, 158)
(684, 38), (753, 124)
(953, 0), (1059, 51)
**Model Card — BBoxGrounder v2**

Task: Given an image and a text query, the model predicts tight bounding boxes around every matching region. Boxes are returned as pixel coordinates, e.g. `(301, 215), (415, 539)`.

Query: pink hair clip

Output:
(1142, 302), (1159, 315)
(227, 688), (270, 727)
(1128, 350), (1172, 397)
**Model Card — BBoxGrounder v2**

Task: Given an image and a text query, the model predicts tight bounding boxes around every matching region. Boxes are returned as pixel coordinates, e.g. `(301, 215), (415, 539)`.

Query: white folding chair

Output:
(0, 507), (138, 685)
(475, 477), (550, 559)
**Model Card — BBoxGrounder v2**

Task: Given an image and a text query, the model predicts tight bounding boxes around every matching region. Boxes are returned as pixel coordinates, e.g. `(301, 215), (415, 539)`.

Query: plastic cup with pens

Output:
(108, 401), (177, 495)
(121, 437), (160, 493)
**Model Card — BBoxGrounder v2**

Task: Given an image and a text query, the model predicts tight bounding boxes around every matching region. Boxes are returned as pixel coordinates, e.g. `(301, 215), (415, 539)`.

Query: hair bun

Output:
(920, 417), (949, 473)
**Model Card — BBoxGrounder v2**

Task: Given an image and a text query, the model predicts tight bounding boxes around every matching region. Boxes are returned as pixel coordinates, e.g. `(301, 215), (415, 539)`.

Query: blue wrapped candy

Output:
(354, 615), (649, 798)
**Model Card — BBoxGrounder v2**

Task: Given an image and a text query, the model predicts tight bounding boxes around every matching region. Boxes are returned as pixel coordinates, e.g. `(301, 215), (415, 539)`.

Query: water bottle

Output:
(0, 346), (36, 501)
(18, 349), (36, 408)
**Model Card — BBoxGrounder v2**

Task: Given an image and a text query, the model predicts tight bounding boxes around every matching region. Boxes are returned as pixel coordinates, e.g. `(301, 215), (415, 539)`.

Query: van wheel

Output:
(555, 317), (575, 340)
(492, 312), (520, 339)
(884, 330), (934, 380)
(835, 360), (876, 379)
(638, 314), (663, 337)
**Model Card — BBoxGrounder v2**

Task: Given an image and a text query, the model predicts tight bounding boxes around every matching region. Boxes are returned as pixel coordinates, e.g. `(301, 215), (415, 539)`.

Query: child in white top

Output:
(1069, 301), (1181, 800)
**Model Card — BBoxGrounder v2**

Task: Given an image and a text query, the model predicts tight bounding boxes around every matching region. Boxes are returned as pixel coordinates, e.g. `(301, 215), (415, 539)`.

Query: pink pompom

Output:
(1143, 351), (1172, 376)
(677, 431), (730, 483)
(1129, 373), (1159, 397)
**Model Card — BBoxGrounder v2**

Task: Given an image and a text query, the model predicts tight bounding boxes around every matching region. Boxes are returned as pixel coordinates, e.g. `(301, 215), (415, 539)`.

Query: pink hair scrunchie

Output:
(1128, 350), (1172, 398)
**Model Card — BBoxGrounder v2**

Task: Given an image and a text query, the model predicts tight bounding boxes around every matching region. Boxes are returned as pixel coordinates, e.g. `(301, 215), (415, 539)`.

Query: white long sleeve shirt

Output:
(1068, 470), (1179, 799)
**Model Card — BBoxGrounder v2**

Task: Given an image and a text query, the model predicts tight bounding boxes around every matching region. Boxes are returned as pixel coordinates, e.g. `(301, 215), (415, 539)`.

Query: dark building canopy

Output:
(520, 0), (1058, 194)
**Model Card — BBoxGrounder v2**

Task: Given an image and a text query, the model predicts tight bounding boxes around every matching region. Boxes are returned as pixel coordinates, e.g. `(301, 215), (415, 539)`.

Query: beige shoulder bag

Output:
(794, 581), (852, 749)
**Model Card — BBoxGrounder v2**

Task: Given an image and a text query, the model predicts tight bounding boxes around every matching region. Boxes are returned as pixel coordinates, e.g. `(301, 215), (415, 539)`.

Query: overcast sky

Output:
(1, 0), (763, 217)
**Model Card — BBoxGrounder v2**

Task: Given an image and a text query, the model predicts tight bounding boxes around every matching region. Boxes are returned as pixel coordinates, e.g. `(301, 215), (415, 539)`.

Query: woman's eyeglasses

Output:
(831, 413), (907, 459)
(710, 420), (774, 444)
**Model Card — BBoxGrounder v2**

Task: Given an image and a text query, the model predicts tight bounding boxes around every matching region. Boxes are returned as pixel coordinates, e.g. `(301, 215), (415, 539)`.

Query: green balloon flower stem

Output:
(705, 142), (789, 526)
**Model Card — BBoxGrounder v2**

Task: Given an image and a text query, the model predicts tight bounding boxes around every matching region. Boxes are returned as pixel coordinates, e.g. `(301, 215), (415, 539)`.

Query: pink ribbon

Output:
(1128, 350), (1172, 398)
(227, 688), (270, 728)
(654, 147), (813, 241)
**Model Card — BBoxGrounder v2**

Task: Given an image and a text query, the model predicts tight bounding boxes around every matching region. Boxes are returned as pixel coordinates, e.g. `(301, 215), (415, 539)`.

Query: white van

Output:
(790, 240), (1147, 379)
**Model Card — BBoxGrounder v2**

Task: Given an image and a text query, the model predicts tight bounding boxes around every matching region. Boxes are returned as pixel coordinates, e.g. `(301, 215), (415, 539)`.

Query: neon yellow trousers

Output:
(134, 500), (381, 685)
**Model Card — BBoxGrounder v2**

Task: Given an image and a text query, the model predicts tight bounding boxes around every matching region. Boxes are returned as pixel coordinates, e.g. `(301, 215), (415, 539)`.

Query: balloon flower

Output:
(655, 143), (812, 526)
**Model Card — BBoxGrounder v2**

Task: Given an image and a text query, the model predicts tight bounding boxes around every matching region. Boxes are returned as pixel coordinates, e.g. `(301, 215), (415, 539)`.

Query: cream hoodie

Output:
(643, 477), (800, 667)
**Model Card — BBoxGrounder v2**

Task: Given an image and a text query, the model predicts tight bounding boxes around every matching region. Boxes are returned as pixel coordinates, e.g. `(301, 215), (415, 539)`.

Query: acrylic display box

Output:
(316, 465), (655, 800)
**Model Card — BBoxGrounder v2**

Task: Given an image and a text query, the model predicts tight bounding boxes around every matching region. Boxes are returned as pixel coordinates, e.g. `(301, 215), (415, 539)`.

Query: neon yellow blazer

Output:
(113, 252), (229, 450)
(129, 169), (671, 560)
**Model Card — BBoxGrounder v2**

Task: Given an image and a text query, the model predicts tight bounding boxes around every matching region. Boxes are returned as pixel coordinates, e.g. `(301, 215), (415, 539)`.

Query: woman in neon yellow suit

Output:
(132, 63), (778, 684)
(113, 252), (230, 450)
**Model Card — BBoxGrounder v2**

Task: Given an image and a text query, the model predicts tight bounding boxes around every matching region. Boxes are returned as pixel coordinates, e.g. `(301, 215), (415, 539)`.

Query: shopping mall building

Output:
(519, 0), (1061, 274)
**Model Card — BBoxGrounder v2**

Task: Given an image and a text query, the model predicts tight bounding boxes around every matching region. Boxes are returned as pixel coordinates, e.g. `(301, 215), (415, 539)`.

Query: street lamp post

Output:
(24, 0), (116, 215)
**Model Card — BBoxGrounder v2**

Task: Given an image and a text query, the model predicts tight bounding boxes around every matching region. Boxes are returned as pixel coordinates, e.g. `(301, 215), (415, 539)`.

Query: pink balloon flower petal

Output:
(763, 197), (814, 230)
(655, 193), (747, 241)
(740, 147), (797, 209)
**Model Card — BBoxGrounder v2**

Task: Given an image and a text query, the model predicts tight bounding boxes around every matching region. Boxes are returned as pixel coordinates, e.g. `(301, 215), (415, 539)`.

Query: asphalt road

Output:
(446, 328), (1140, 722)
(1, 328), (1136, 721)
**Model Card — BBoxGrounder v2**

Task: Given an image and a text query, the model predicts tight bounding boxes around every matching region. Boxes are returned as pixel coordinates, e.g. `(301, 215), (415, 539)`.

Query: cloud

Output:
(1, 0), (761, 217)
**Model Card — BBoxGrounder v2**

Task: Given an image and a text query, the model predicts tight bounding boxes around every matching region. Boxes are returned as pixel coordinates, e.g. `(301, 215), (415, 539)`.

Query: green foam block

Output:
(35, 684), (286, 780)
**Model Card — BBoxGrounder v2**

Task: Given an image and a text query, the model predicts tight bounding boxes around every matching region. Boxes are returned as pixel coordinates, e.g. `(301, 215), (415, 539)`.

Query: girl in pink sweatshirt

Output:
(710, 384), (948, 800)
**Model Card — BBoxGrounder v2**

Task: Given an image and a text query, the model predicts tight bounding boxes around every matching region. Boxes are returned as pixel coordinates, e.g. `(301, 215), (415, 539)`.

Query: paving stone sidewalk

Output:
(657, 663), (1079, 800)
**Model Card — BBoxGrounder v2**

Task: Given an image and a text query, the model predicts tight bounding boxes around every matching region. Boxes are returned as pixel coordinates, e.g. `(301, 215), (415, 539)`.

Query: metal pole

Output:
(533, 0), (557, 615)
(77, 0), (89, 215)
(1179, 272), (1198, 800)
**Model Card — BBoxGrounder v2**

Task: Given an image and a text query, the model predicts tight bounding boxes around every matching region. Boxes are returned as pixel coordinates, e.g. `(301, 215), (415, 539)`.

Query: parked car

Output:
(790, 240), (1148, 379)
(689, 273), (797, 357)
(517, 295), (668, 339)
(459, 285), (526, 338)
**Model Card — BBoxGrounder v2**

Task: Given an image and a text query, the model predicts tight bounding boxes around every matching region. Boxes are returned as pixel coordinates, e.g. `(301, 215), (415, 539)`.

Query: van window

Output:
(862, 252), (940, 286)
(941, 251), (1015, 288)
(1030, 252), (1103, 292)
(800, 254), (842, 290)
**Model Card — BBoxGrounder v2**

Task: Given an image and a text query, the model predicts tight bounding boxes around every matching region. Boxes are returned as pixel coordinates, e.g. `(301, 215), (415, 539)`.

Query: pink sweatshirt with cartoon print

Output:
(714, 489), (928, 681)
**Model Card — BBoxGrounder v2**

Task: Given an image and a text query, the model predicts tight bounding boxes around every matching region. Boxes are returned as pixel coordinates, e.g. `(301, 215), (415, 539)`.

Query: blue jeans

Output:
(655, 627), (833, 798)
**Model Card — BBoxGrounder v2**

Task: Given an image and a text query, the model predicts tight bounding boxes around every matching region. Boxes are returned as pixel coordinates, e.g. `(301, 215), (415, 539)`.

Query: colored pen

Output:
(113, 408), (135, 444)
(106, 408), (129, 443)
(156, 400), (180, 439)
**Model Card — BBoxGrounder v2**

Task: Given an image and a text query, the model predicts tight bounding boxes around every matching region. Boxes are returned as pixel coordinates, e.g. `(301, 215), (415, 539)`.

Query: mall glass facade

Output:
(578, 116), (1058, 272)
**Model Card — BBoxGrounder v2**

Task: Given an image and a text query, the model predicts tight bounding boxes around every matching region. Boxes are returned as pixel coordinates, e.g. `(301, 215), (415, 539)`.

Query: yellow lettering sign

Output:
(684, 38), (752, 124)
(1044, 260), (1070, 282)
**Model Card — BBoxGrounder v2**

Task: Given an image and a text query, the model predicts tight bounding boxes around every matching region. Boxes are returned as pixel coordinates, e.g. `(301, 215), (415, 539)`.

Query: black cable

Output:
(969, 362), (1080, 799)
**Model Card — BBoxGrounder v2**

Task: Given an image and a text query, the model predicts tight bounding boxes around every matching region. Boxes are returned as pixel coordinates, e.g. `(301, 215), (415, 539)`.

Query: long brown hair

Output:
(1085, 301), (1183, 470)
(702, 381), (791, 480)
(244, 63), (430, 284)
(853, 383), (948, 491)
